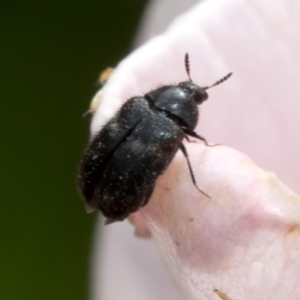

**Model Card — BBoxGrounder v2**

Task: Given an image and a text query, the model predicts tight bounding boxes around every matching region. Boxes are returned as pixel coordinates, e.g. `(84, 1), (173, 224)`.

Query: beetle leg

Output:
(179, 143), (210, 198)
(184, 135), (196, 143)
(183, 129), (221, 147)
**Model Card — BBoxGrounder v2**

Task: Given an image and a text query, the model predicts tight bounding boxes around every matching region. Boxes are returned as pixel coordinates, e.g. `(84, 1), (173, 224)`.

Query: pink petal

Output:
(90, 0), (300, 299)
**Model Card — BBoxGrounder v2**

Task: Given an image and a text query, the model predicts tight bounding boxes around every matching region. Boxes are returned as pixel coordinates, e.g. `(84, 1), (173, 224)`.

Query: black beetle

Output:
(78, 54), (232, 224)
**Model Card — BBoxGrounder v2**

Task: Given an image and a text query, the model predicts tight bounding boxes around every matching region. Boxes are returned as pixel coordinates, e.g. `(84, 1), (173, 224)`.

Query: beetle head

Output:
(178, 81), (208, 104)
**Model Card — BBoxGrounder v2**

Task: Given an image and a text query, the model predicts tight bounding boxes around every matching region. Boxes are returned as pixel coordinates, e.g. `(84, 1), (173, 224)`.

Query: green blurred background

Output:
(0, 1), (147, 299)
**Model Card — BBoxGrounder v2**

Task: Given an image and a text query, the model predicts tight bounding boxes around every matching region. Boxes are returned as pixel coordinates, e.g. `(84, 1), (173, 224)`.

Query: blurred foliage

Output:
(0, 1), (147, 299)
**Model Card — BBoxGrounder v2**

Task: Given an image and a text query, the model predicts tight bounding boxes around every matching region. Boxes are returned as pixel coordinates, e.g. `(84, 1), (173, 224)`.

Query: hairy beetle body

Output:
(78, 54), (232, 224)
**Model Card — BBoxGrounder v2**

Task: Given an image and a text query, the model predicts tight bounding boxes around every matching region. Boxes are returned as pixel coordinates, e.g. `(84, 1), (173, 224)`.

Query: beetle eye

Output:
(194, 89), (208, 104)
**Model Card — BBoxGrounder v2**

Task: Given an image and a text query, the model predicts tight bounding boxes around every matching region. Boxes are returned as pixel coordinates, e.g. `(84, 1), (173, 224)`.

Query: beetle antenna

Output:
(203, 72), (232, 90)
(184, 53), (192, 81)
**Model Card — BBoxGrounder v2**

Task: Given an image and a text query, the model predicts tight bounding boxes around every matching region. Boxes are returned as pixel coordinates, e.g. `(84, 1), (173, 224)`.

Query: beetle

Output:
(78, 54), (232, 224)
